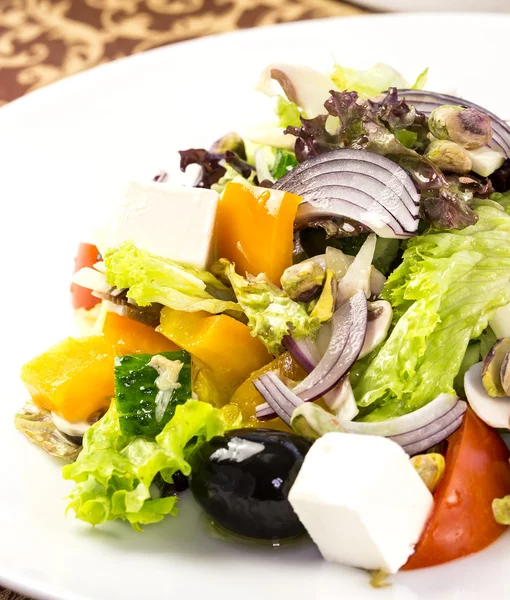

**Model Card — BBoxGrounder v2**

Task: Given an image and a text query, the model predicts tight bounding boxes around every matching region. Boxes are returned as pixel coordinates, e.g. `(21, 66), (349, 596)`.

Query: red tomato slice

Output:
(404, 408), (510, 570)
(71, 242), (102, 310)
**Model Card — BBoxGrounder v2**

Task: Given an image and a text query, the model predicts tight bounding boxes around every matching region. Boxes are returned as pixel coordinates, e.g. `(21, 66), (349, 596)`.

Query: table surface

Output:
(0, 0), (367, 598)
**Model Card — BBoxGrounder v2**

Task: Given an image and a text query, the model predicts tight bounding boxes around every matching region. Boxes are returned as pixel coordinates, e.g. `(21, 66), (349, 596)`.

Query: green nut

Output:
(424, 139), (472, 174)
(310, 269), (337, 323)
(428, 105), (492, 150)
(210, 132), (247, 158)
(410, 453), (445, 493)
(281, 261), (325, 302)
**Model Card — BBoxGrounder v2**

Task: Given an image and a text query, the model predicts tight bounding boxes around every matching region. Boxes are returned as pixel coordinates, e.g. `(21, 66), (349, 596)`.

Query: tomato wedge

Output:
(404, 408), (510, 569)
(71, 242), (102, 310)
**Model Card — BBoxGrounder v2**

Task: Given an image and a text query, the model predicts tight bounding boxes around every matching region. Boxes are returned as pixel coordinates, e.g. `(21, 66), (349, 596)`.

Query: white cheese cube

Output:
(108, 182), (219, 269)
(288, 432), (433, 574)
(467, 147), (505, 178)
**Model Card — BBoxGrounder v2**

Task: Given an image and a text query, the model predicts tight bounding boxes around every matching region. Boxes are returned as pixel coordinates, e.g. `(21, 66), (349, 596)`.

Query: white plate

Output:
(355, 0), (510, 11)
(1, 12), (509, 600)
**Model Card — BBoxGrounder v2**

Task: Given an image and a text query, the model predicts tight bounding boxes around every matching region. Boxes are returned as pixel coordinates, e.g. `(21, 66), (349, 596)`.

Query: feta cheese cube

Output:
(467, 147), (505, 178)
(108, 182), (219, 269)
(288, 432), (433, 574)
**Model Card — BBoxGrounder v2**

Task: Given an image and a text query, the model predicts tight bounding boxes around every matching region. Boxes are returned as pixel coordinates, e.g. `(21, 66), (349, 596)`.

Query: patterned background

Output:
(0, 0), (369, 598)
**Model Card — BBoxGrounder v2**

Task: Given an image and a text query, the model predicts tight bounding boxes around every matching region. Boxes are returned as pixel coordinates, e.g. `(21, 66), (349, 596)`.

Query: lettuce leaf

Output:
(105, 242), (240, 314)
(63, 400), (226, 529)
(276, 96), (302, 129)
(270, 148), (298, 180)
(353, 206), (510, 420)
(219, 260), (320, 355)
(412, 67), (429, 90)
(331, 63), (411, 98)
(491, 190), (510, 212)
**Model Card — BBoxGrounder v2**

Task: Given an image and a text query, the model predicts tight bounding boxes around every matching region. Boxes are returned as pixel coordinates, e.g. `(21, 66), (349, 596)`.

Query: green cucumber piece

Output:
(114, 350), (191, 437)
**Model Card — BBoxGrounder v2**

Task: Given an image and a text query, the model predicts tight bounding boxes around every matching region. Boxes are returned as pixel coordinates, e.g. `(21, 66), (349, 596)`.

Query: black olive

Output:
(189, 428), (311, 540)
(153, 471), (189, 497)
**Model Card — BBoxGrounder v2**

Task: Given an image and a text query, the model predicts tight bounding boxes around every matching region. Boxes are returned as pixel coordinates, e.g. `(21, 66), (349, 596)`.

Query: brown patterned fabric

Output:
(0, 0), (369, 598)
(0, 0), (367, 105)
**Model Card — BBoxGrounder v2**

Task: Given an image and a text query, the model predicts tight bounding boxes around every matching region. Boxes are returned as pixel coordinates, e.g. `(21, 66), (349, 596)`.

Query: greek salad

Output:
(16, 61), (510, 579)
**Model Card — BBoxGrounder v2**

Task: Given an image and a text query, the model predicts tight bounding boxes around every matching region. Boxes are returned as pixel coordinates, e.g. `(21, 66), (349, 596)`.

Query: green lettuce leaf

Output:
(105, 242), (240, 314)
(330, 63), (411, 98)
(453, 342), (481, 396)
(63, 400), (226, 529)
(412, 67), (429, 90)
(276, 96), (302, 129)
(478, 327), (498, 359)
(353, 206), (510, 420)
(271, 148), (298, 180)
(212, 164), (257, 194)
(219, 260), (321, 355)
(491, 191), (510, 212)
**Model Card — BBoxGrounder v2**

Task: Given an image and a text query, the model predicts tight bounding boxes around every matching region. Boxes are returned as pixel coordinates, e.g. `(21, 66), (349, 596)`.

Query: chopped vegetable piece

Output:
(21, 312), (178, 423)
(291, 403), (344, 440)
(14, 403), (81, 461)
(404, 409), (510, 569)
(220, 260), (321, 354)
(105, 241), (239, 315)
(354, 206), (510, 420)
(114, 350), (191, 436)
(215, 182), (301, 285)
(102, 311), (179, 355)
(330, 63), (411, 99)
(230, 352), (305, 429)
(157, 308), (271, 405)
(71, 242), (101, 310)
(21, 336), (114, 423)
(63, 400), (227, 529)
(270, 148), (298, 179)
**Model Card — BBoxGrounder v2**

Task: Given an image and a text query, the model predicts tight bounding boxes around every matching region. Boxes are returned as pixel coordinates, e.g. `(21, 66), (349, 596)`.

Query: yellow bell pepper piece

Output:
(102, 311), (179, 355)
(216, 182), (301, 285)
(230, 352), (307, 432)
(157, 307), (271, 405)
(21, 312), (179, 423)
(21, 336), (114, 423)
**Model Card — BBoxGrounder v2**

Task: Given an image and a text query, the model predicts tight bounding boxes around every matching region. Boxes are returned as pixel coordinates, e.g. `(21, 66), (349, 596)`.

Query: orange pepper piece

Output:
(157, 308), (271, 405)
(21, 312), (179, 422)
(216, 182), (301, 285)
(21, 336), (115, 423)
(102, 311), (179, 355)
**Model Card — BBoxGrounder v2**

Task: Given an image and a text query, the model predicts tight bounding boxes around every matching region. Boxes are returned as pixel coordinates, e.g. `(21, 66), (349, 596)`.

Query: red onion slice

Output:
(291, 159), (420, 222)
(389, 400), (467, 447)
(399, 89), (510, 157)
(342, 393), (459, 437)
(254, 291), (367, 420)
(282, 336), (320, 373)
(254, 373), (304, 425)
(401, 410), (466, 457)
(274, 149), (420, 239)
